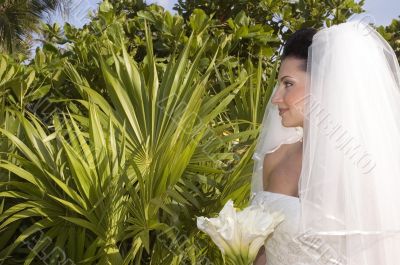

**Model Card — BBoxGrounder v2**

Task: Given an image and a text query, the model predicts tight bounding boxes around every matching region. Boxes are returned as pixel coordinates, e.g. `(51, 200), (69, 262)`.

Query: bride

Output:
(252, 19), (400, 265)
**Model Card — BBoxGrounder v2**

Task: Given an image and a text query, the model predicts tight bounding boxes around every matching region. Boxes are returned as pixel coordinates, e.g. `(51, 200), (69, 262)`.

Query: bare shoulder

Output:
(262, 142), (302, 195)
(262, 143), (293, 176)
(263, 146), (286, 175)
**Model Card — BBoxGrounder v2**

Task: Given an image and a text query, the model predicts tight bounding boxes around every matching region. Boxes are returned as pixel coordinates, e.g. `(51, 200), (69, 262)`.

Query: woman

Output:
(252, 19), (400, 265)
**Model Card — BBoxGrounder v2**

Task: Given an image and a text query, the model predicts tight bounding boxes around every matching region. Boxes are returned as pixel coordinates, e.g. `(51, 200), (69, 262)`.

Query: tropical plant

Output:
(0, 18), (257, 264)
(0, 0), (70, 53)
(1, 0), (398, 264)
(376, 16), (400, 62)
(174, 0), (365, 43)
(175, 0), (366, 26)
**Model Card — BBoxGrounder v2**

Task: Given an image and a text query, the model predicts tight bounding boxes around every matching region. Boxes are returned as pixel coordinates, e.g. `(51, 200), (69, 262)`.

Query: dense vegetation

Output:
(0, 0), (399, 264)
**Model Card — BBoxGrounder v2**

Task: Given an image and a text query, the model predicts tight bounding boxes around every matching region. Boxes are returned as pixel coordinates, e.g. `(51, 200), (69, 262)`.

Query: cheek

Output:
(285, 86), (305, 111)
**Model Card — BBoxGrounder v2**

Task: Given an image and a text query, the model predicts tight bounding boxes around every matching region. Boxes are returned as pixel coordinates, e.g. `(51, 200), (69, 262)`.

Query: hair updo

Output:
(281, 28), (318, 71)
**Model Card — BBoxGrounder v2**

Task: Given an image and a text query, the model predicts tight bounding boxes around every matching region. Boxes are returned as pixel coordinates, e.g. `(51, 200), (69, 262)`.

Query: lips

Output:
(279, 108), (289, 116)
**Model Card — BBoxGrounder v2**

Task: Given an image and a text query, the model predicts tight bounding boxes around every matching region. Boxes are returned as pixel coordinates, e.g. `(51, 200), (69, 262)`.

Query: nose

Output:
(271, 86), (283, 105)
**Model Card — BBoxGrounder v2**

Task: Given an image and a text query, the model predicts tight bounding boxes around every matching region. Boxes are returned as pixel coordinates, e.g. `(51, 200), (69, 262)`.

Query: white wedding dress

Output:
(251, 191), (346, 265)
(251, 191), (316, 265)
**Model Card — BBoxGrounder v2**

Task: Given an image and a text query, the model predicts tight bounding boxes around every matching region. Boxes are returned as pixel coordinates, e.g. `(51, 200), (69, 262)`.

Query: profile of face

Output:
(272, 57), (307, 128)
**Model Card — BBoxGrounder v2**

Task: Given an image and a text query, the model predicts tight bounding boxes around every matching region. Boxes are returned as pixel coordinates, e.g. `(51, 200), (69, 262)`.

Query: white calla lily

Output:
(197, 199), (285, 265)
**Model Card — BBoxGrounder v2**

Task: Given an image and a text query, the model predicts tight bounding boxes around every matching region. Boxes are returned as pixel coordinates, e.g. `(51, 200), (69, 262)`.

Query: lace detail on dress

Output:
(265, 230), (315, 265)
(295, 126), (303, 142)
(251, 191), (319, 265)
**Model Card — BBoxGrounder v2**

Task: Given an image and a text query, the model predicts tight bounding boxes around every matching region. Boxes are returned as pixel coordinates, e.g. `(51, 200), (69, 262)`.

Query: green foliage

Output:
(0, 10), (256, 264)
(0, 0), (399, 264)
(376, 16), (400, 62)
(175, 0), (366, 36)
(0, 0), (70, 53)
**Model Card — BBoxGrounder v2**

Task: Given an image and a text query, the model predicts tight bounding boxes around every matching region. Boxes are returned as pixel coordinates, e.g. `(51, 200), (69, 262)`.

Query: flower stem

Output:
(224, 255), (253, 265)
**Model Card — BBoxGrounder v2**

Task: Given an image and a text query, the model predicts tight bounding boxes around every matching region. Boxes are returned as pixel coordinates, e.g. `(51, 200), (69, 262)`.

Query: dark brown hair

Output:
(281, 28), (318, 71)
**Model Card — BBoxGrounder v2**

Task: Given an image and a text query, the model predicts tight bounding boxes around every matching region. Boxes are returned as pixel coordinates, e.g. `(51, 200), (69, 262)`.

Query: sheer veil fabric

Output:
(251, 19), (400, 264)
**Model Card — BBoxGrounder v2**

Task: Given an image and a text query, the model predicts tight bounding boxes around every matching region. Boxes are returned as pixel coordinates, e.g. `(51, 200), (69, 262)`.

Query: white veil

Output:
(251, 19), (400, 264)
(298, 20), (400, 264)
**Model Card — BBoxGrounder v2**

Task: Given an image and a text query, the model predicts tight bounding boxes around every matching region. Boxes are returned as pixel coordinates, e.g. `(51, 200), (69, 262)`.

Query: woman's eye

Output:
(284, 81), (293, 87)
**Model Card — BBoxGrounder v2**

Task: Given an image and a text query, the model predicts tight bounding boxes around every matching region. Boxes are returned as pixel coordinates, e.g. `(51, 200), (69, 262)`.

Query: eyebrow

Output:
(279, 75), (290, 81)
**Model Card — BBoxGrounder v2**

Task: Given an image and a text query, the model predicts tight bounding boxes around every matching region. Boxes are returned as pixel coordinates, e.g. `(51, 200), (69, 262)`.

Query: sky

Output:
(52, 0), (399, 28)
(363, 0), (400, 26)
(50, 0), (177, 28)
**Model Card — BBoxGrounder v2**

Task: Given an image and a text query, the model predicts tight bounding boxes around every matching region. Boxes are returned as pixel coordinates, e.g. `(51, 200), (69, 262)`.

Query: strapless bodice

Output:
(251, 191), (319, 265)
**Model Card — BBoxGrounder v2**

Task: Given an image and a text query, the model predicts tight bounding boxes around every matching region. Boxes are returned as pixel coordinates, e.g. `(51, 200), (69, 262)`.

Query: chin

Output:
(281, 117), (302, 128)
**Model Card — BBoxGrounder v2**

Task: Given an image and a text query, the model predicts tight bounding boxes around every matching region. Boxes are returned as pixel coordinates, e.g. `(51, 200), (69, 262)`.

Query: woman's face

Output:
(272, 57), (307, 128)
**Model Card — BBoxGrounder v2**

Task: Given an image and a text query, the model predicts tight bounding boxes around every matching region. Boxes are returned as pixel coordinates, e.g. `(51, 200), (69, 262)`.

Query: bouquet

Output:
(197, 199), (284, 265)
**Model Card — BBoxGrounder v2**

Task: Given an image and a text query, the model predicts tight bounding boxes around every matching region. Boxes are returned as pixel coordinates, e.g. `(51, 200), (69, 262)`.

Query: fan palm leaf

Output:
(0, 18), (258, 265)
